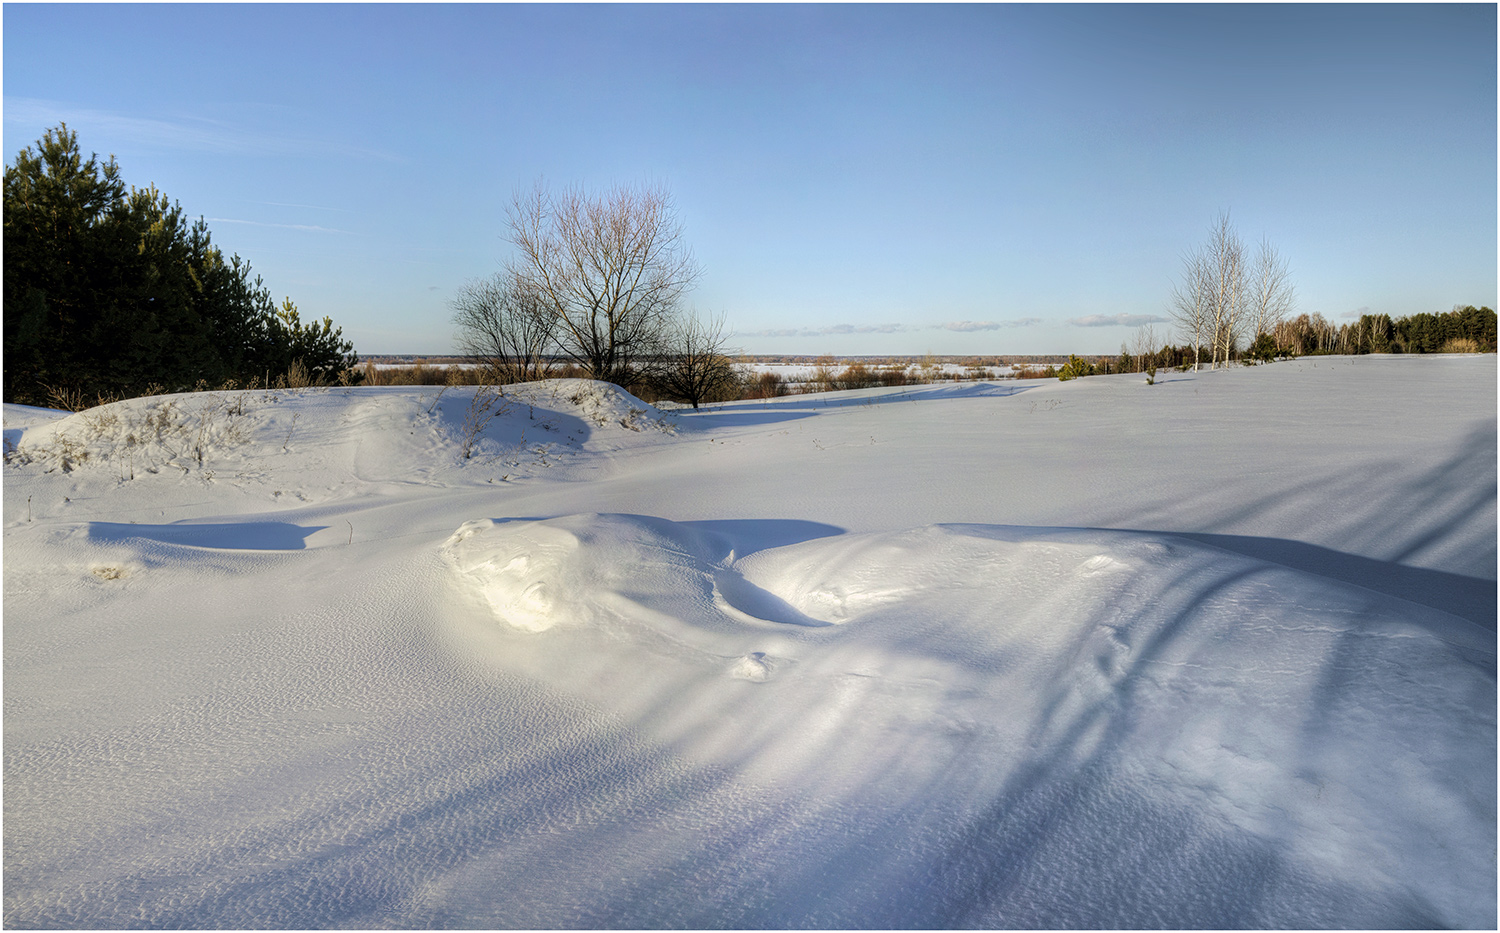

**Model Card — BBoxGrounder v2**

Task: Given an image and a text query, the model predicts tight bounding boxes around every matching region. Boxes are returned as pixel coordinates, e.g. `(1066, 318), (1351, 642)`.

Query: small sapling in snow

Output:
(283, 412), (301, 452)
(460, 385), (510, 460)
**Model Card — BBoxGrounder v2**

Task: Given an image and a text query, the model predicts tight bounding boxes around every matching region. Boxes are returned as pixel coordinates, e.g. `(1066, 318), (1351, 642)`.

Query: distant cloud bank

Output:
(936, 318), (1042, 332)
(1068, 313), (1171, 328)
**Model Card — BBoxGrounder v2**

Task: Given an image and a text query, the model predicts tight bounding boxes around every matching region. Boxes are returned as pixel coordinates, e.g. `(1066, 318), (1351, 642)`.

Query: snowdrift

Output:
(4, 359), (1495, 928)
(441, 513), (1493, 927)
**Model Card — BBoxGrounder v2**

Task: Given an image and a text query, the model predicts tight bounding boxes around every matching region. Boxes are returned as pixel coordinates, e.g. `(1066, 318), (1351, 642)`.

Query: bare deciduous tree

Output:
(1172, 211), (1278, 370)
(1206, 211), (1247, 368)
(451, 274), (554, 384)
(1248, 237), (1296, 342)
(1274, 311), (1335, 356)
(1170, 245), (1213, 372)
(505, 181), (701, 390)
(1130, 324), (1158, 371)
(655, 312), (741, 409)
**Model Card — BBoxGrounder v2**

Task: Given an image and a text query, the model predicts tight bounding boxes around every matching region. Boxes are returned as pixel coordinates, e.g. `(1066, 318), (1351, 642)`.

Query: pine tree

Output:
(1056, 355), (1097, 381)
(4, 125), (358, 405)
(4, 125), (128, 402)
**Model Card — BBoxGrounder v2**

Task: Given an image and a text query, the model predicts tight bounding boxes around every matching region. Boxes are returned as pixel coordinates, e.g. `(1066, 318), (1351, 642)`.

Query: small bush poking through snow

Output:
(1056, 354), (1098, 381)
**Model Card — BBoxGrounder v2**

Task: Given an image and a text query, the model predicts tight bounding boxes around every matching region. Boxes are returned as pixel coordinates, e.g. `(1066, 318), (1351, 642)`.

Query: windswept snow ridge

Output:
(4, 360), (1495, 928)
(439, 514), (1493, 927)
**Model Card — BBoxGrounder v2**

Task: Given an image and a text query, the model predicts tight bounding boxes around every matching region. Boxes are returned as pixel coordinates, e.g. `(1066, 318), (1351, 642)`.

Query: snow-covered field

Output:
(3, 356), (1495, 928)
(744, 361), (1022, 383)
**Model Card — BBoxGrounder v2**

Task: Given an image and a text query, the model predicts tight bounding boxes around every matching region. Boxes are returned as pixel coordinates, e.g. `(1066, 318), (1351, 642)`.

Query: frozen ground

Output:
(3, 357), (1495, 928)
(742, 361), (1022, 383)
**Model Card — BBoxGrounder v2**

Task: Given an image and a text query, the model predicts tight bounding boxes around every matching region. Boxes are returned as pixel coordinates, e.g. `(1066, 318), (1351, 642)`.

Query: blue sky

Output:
(4, 3), (1495, 356)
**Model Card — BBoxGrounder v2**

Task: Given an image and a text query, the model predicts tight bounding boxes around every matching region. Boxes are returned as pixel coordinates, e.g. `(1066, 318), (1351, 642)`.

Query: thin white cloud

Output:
(934, 318), (1042, 332)
(3, 97), (401, 163)
(1341, 306), (1372, 320)
(208, 218), (352, 235)
(1068, 313), (1172, 328)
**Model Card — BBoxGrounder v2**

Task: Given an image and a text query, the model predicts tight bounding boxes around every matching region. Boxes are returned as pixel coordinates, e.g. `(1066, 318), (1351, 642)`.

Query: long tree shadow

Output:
(1116, 420), (1497, 590)
(674, 380), (1037, 428)
(86, 520), (327, 550)
(34, 517), (1486, 928)
(1106, 529), (1497, 634)
(907, 544), (1482, 928)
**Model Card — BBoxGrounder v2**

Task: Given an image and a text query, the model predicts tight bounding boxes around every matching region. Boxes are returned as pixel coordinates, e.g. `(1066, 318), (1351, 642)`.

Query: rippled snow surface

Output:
(4, 365), (1495, 928)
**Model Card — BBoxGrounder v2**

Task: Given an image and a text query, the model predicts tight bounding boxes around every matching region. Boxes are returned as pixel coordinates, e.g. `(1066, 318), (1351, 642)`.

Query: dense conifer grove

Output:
(4, 125), (358, 407)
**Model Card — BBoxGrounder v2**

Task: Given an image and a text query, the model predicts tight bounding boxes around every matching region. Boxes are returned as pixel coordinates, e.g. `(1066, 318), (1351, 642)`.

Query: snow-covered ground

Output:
(3, 357), (1495, 928)
(745, 361), (1022, 383)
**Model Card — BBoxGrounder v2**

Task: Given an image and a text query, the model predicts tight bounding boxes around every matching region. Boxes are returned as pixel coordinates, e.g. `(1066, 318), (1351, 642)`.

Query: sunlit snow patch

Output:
(440, 514), (1496, 927)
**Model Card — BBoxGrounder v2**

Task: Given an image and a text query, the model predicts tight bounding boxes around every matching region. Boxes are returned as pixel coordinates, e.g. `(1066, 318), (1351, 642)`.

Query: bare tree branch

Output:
(1249, 237), (1296, 340)
(505, 181), (700, 389)
(1171, 211), (1285, 370)
(655, 312), (741, 409)
(1206, 210), (1247, 369)
(1169, 245), (1213, 372)
(450, 273), (554, 384)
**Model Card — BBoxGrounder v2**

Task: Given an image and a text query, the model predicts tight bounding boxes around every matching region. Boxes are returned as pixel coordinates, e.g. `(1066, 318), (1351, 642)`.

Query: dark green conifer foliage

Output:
(1056, 354), (1097, 381)
(1246, 333), (1279, 363)
(4, 124), (358, 405)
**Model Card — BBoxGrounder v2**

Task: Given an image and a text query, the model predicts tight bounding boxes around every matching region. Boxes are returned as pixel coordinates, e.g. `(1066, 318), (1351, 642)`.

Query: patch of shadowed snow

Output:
(439, 514), (1495, 928)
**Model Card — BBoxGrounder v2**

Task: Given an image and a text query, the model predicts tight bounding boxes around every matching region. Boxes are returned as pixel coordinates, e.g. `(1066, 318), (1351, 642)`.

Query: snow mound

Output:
(444, 512), (732, 635)
(510, 378), (676, 434)
(441, 514), (1495, 927)
(4, 392), (265, 475)
(1, 381), (673, 494)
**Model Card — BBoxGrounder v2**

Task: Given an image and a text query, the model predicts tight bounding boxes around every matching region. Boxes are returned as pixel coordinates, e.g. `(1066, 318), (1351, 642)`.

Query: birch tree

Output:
(1171, 211), (1267, 370)
(1131, 323), (1159, 375)
(1207, 211), (1247, 368)
(1169, 246), (1213, 371)
(1248, 237), (1296, 342)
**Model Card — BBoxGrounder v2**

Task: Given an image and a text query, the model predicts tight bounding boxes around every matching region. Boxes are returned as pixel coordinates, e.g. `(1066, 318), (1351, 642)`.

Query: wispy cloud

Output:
(1341, 306), (1372, 320)
(4, 97), (401, 163)
(208, 218), (352, 235)
(1068, 313), (1172, 328)
(933, 318), (1042, 332)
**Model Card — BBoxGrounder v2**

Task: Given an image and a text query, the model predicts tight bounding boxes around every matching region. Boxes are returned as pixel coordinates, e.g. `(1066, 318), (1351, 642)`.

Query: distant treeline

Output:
(1308, 306), (1497, 356)
(1106, 306), (1497, 375)
(3, 125), (359, 407)
(368, 305), (1497, 401)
